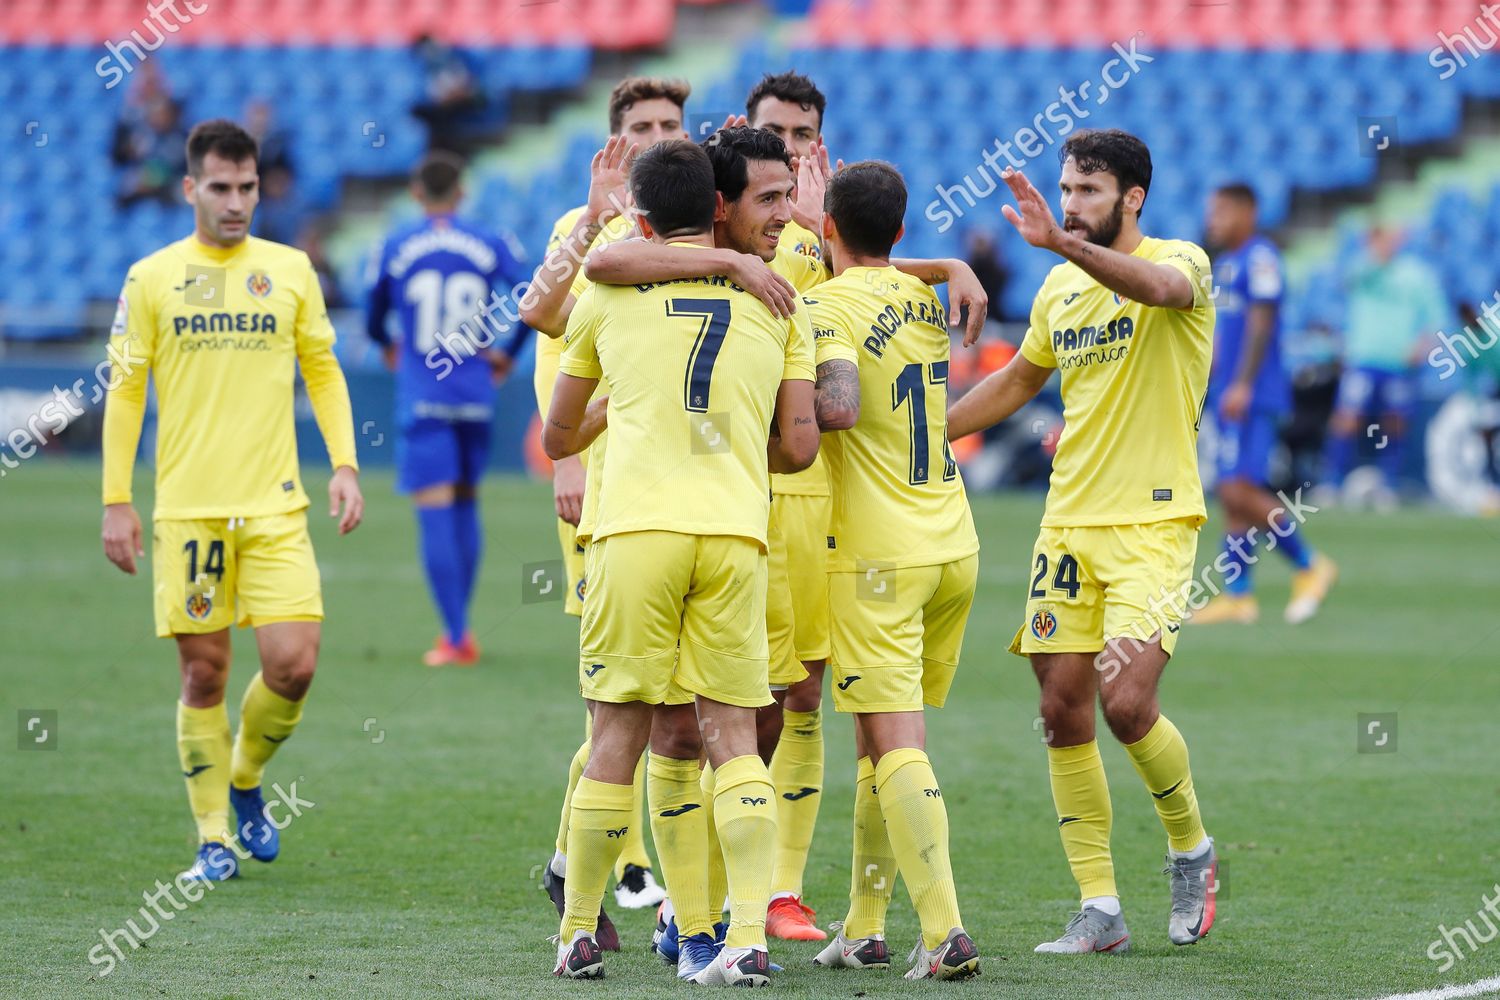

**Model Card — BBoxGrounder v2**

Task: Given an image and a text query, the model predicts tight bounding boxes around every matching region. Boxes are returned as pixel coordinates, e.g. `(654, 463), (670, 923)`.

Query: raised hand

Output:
(587, 135), (639, 226)
(1000, 168), (1064, 251)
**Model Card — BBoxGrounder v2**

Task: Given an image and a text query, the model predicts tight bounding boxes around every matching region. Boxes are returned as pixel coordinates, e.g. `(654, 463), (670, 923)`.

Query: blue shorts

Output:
(396, 418), (492, 493)
(1335, 366), (1414, 419)
(1215, 410), (1279, 484)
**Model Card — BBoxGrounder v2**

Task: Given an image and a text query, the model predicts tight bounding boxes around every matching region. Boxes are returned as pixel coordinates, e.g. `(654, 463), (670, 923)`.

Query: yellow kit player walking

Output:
(948, 129), (1219, 953)
(543, 140), (819, 986)
(100, 120), (362, 882)
(806, 161), (981, 981)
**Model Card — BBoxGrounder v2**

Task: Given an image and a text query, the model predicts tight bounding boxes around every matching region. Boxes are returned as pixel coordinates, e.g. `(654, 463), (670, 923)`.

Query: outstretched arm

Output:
(946, 352), (1053, 441)
(1000, 168), (1195, 309)
(891, 257), (989, 346)
(585, 240), (798, 319)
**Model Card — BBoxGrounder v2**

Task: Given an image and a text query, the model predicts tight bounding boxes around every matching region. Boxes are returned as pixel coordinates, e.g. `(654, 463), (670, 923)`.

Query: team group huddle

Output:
(521, 72), (1222, 986)
(100, 65), (1235, 988)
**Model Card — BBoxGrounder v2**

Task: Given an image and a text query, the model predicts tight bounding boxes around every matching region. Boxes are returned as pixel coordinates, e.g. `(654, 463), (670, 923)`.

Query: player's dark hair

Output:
(186, 119), (258, 176)
(413, 152), (465, 204)
(608, 76), (691, 135)
(1214, 181), (1258, 208)
(825, 160), (906, 259)
(1060, 128), (1152, 213)
(700, 126), (792, 203)
(746, 71), (827, 130)
(630, 139), (716, 237)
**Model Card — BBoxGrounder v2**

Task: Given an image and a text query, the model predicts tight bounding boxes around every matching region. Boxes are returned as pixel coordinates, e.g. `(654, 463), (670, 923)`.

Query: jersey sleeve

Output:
(771, 247), (829, 295)
(1019, 276), (1058, 368)
(1245, 241), (1284, 303)
(363, 238), (393, 346)
(810, 296), (858, 367)
(294, 254), (358, 471)
(783, 307), (817, 382)
(1154, 240), (1214, 310)
(558, 286), (603, 380)
(101, 265), (157, 505)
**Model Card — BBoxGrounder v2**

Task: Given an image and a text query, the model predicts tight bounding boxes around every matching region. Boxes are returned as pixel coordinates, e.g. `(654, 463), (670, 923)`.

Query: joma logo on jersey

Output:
(861, 299), (947, 358)
(173, 313), (278, 336)
(1052, 316), (1133, 353)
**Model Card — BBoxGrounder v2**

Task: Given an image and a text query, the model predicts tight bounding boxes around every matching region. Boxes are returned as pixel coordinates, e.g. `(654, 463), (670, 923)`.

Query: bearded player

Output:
(101, 120), (362, 882)
(948, 130), (1219, 953)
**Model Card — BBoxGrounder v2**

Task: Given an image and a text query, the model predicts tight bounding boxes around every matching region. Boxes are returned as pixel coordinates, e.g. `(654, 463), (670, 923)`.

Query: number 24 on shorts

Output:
(1030, 552), (1081, 600)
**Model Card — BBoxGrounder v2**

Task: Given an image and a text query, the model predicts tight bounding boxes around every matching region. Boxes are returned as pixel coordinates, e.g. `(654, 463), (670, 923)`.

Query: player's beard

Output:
(1066, 195), (1125, 249)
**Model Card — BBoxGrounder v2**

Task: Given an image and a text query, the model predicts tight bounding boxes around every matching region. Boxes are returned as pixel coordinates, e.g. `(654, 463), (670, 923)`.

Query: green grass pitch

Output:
(3, 462), (1499, 998)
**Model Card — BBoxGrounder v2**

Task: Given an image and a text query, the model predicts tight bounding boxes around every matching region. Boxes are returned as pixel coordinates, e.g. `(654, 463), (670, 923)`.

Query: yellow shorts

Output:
(558, 517), (587, 617)
(1009, 518), (1200, 659)
(828, 554), (978, 714)
(152, 512), (322, 639)
(779, 493), (831, 662)
(579, 531), (770, 709)
(766, 503), (811, 689)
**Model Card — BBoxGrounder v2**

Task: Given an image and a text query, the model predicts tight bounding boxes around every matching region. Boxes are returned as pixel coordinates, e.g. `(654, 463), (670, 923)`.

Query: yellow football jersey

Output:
(102, 235), (356, 520)
(559, 244), (816, 546)
(1019, 236), (1214, 527)
(811, 266), (978, 571)
(781, 218), (826, 267)
(769, 243), (832, 498)
(531, 207), (636, 417)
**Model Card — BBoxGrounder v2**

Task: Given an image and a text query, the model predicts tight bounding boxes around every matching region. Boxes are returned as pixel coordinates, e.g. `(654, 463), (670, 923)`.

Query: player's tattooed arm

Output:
(584, 241), (797, 318)
(814, 359), (860, 431)
(998, 167), (1193, 309)
(543, 375), (605, 459)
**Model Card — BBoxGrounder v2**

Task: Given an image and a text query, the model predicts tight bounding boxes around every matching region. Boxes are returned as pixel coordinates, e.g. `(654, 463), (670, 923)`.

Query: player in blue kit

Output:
(366, 152), (532, 665)
(1194, 183), (1335, 626)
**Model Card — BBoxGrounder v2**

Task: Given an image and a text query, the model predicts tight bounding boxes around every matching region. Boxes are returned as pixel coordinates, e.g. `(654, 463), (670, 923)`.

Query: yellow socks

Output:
(560, 776), (633, 940)
(701, 762), (728, 923)
(842, 755), (895, 940)
(614, 751), (653, 878)
(229, 673), (304, 791)
(711, 754), (777, 950)
(647, 754), (712, 936)
(1124, 715), (1206, 854)
(876, 747), (962, 950)
(177, 701), (231, 845)
(769, 707), (824, 898)
(1048, 741), (1117, 901)
(554, 739), (591, 862)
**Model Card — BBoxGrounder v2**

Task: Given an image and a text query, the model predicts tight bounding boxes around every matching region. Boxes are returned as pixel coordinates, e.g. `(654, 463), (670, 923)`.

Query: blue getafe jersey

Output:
(365, 214), (530, 423)
(1209, 233), (1289, 413)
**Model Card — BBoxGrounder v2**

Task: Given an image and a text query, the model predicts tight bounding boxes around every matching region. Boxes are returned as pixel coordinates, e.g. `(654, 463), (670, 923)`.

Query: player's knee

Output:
(650, 708), (702, 760)
(1100, 692), (1157, 744)
(264, 649), (318, 700)
(179, 656), (229, 703)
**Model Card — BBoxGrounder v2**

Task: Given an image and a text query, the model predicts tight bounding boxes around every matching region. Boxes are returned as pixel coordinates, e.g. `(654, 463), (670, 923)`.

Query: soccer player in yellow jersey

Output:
(543, 140), (819, 985)
(587, 112), (989, 945)
(520, 77), (688, 929)
(100, 120), (362, 883)
(794, 162), (981, 981)
(947, 129), (1219, 953)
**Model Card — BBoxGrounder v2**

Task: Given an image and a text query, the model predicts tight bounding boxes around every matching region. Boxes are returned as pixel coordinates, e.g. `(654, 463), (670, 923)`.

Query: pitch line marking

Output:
(1368, 976), (1500, 1000)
